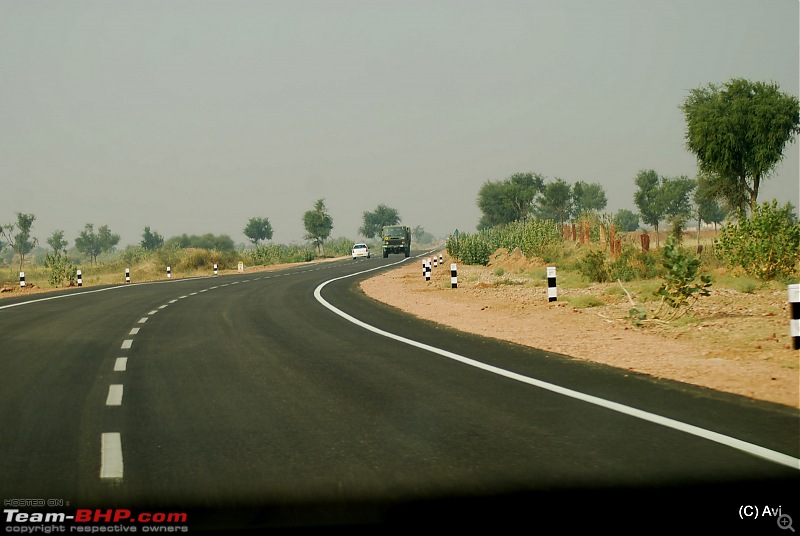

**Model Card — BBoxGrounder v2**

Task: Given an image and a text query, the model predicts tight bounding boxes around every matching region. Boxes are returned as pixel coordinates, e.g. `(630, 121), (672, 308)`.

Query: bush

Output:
(610, 245), (660, 281)
(177, 248), (234, 271)
(447, 220), (563, 265)
(578, 250), (610, 282)
(44, 251), (76, 287)
(121, 246), (152, 266)
(715, 200), (800, 280)
(648, 236), (712, 321)
(577, 245), (660, 283)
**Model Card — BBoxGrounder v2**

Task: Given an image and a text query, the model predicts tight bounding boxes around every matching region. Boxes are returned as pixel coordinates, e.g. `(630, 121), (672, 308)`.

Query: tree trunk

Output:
(749, 173), (761, 214)
(654, 223), (660, 249)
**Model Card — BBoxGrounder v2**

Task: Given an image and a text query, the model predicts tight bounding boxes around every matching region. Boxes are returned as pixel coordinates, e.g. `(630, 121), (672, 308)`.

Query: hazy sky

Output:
(1, 0), (798, 247)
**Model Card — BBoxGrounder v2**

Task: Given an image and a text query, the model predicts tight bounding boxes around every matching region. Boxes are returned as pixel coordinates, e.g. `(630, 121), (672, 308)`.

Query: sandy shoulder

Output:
(359, 254), (799, 409)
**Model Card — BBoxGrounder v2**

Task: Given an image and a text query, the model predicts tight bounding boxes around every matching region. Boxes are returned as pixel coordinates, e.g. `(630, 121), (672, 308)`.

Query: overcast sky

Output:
(1, 0), (798, 248)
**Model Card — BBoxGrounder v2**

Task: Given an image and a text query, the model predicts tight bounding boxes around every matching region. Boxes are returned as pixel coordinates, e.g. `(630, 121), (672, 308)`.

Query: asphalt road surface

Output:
(1, 252), (798, 532)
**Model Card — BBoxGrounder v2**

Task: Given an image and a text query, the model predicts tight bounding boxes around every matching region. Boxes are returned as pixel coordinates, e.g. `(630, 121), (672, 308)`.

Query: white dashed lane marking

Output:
(106, 385), (124, 406)
(100, 433), (123, 480)
(100, 263), (347, 483)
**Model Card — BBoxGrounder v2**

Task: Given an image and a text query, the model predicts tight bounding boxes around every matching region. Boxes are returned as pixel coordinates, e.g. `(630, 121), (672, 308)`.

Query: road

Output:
(1, 252), (798, 531)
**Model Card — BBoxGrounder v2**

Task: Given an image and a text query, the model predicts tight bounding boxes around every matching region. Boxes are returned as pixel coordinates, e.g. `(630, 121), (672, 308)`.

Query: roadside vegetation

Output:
(444, 76), (799, 327)
(446, 201), (799, 327)
(0, 199), (439, 292)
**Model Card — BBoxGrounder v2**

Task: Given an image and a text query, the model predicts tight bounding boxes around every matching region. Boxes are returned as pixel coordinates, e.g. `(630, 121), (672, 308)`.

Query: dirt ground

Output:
(360, 249), (799, 409)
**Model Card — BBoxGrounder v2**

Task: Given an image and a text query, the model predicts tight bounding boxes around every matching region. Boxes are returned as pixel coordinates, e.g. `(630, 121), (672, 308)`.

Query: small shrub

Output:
(652, 236), (712, 320)
(578, 250), (610, 283)
(44, 251), (76, 287)
(715, 200), (800, 280)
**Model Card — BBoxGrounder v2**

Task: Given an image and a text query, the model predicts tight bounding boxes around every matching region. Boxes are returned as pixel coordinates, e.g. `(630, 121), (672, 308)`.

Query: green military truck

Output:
(381, 225), (411, 258)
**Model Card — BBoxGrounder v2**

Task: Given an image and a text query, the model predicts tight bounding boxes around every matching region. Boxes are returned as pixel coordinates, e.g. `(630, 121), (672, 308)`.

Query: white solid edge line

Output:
(100, 432), (123, 480)
(312, 254), (800, 471)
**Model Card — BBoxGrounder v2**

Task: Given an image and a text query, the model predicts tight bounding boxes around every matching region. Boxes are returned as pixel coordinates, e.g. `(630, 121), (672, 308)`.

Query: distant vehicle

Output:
(352, 243), (370, 259)
(381, 225), (411, 258)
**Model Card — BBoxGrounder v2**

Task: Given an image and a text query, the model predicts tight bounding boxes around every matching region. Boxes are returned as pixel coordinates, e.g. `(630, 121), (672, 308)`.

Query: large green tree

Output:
(2, 212), (37, 271)
(359, 204), (400, 239)
(75, 223), (120, 264)
(634, 171), (696, 247)
(613, 209), (639, 232)
(633, 170), (667, 248)
(681, 78), (800, 214)
(47, 230), (68, 253)
(571, 181), (608, 219)
(141, 226), (164, 250)
(243, 217), (273, 245)
(535, 177), (572, 228)
(477, 172), (545, 229)
(303, 199), (334, 255)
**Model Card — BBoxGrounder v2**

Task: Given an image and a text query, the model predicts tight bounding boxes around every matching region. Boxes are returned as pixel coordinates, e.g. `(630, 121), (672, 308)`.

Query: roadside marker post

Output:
(167, 266), (171, 279)
(214, 264), (218, 276)
(547, 266), (557, 302)
(19, 272), (25, 288)
(451, 263), (458, 288)
(77, 269), (82, 287)
(125, 268), (130, 284)
(439, 254), (443, 265)
(425, 259), (431, 281)
(790, 284), (800, 350)
(433, 256), (438, 268)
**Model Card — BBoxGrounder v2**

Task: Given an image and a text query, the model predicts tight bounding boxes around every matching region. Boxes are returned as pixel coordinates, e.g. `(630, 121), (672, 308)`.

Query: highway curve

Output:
(1, 252), (798, 531)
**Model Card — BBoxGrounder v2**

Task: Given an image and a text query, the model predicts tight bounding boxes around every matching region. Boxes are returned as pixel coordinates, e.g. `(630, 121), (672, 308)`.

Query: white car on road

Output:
(352, 243), (371, 259)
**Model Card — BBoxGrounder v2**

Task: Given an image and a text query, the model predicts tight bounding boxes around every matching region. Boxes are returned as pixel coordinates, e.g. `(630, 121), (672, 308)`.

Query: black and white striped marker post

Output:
(547, 266), (557, 302)
(790, 284), (799, 350)
(77, 269), (82, 287)
(214, 264), (218, 276)
(19, 272), (25, 288)
(425, 259), (431, 281)
(439, 254), (443, 265)
(167, 266), (171, 279)
(451, 263), (458, 288)
(422, 259), (427, 279)
(125, 268), (130, 284)
(433, 256), (438, 268)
